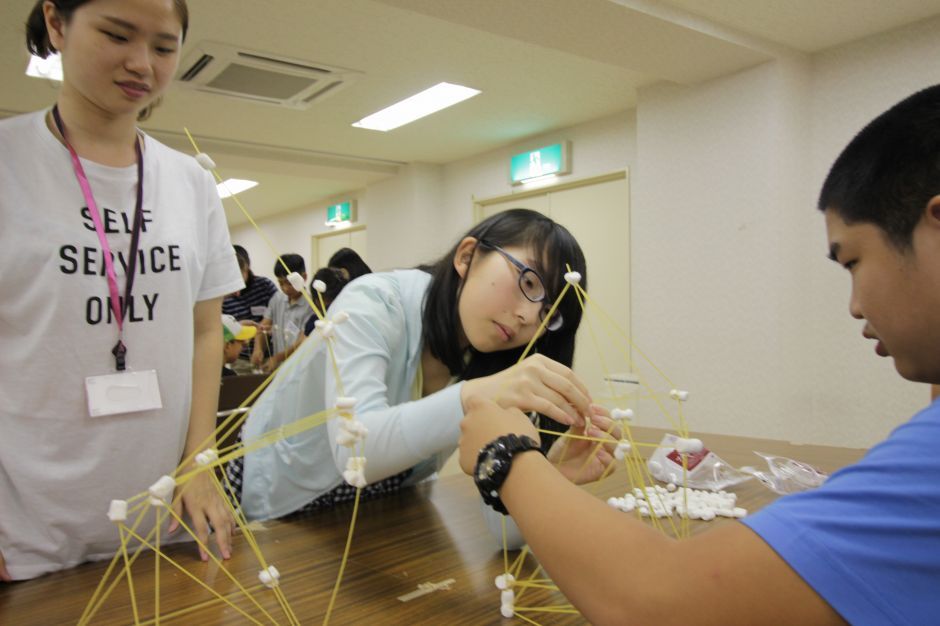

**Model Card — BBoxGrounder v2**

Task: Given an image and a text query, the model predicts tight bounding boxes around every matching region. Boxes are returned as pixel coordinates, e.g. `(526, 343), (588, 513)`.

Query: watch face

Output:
(476, 449), (498, 481)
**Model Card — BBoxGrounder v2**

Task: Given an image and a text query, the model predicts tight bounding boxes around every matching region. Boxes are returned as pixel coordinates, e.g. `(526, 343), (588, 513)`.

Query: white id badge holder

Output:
(86, 370), (163, 417)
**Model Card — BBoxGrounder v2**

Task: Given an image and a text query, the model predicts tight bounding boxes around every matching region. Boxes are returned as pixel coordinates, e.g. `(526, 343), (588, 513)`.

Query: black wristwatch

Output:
(474, 434), (542, 515)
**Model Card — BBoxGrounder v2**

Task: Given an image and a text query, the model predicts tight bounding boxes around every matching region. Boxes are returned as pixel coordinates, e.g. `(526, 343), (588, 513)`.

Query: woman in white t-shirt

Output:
(0, 0), (243, 581)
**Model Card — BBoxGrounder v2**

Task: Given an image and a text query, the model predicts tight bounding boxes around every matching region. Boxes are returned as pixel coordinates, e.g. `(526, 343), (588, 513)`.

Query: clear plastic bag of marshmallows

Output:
(646, 433), (752, 491)
(739, 452), (829, 495)
(646, 434), (829, 495)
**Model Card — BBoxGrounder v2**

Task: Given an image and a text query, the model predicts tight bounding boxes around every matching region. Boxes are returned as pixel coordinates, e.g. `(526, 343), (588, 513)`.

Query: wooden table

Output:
(0, 427), (866, 625)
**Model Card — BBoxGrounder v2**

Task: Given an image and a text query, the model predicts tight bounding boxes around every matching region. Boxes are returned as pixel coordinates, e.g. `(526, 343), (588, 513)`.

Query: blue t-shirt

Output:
(743, 401), (940, 625)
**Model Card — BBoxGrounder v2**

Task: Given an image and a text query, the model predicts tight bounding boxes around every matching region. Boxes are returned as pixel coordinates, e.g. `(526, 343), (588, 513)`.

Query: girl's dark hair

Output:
(311, 267), (350, 310)
(233, 245), (255, 286)
(420, 208), (587, 382)
(26, 0), (190, 122)
(328, 247), (372, 280)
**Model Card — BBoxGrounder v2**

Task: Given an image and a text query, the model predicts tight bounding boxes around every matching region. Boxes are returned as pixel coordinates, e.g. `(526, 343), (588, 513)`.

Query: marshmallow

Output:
(333, 311), (350, 324)
(669, 389), (690, 401)
(564, 271), (582, 285)
(494, 573), (515, 590)
(674, 438), (704, 455)
(666, 482), (677, 492)
(733, 507), (748, 518)
(335, 430), (358, 447)
(346, 456), (366, 472)
(194, 153), (216, 170)
(258, 565), (281, 588)
(286, 272), (305, 292)
(107, 499), (128, 523)
(343, 456), (368, 488)
(343, 470), (367, 488)
(195, 448), (219, 467)
(312, 279), (327, 293)
(614, 440), (632, 460)
(501, 589), (515, 604)
(148, 475), (176, 502)
(314, 319), (335, 338)
(501, 604), (515, 618)
(335, 396), (357, 410)
(610, 408), (634, 421)
(336, 419), (369, 447)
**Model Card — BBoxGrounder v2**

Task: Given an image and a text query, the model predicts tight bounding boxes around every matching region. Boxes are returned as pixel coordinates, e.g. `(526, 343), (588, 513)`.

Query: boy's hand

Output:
(459, 395), (540, 475)
(250, 349), (263, 368)
(169, 472), (234, 562)
(0, 549), (11, 582)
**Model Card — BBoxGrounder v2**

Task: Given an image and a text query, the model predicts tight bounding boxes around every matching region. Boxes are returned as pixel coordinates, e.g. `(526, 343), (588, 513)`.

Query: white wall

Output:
(802, 15), (940, 446)
(630, 17), (940, 448)
(441, 109), (637, 243)
(229, 16), (940, 449)
(633, 58), (822, 444)
(230, 198), (372, 285)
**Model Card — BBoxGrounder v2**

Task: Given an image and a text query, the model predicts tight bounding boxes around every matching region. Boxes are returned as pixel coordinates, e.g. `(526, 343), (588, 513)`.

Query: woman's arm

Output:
(169, 297), (234, 561)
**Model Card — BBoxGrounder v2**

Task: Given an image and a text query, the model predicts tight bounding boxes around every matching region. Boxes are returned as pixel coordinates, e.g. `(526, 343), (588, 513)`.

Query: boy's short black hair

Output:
(818, 84), (940, 249)
(273, 254), (305, 278)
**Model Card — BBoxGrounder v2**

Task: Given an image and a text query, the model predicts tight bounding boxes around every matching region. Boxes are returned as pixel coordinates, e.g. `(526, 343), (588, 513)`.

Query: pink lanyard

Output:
(51, 105), (145, 371)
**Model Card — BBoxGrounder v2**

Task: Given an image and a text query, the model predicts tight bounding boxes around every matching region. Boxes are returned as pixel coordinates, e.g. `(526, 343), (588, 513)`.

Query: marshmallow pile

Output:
(606, 485), (746, 520)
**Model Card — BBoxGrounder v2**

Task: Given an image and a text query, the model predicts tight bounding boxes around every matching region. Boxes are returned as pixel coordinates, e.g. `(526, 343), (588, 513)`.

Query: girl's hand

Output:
(547, 404), (620, 485)
(461, 354), (592, 427)
(169, 471), (234, 562)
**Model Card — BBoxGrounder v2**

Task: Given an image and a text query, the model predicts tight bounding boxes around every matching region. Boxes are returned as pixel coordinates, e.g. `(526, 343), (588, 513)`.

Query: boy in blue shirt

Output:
(459, 85), (940, 624)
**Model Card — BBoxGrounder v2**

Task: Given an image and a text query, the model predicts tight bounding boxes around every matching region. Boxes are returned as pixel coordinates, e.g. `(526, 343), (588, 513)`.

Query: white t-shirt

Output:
(0, 111), (243, 579)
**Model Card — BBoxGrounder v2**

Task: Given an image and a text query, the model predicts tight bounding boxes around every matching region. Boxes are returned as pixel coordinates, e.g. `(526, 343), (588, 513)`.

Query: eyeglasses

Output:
(478, 240), (563, 331)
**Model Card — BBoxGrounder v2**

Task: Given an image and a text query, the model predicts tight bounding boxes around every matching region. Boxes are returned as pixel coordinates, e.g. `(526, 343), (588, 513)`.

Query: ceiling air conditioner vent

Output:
(176, 42), (359, 110)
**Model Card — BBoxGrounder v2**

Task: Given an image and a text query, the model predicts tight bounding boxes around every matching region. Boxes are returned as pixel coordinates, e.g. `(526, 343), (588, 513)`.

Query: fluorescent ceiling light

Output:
(217, 179), (258, 198)
(352, 82), (480, 132)
(26, 53), (62, 81)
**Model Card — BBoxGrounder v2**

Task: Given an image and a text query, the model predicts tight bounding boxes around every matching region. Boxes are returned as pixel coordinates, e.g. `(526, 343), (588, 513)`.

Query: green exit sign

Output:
(510, 142), (569, 184)
(326, 201), (355, 225)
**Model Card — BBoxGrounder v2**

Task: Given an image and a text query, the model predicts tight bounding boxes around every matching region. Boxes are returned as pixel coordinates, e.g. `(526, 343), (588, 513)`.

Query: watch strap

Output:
(474, 433), (541, 515)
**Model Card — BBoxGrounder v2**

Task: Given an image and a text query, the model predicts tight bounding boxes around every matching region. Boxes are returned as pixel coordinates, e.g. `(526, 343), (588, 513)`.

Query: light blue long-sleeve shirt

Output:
(241, 269), (464, 520)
